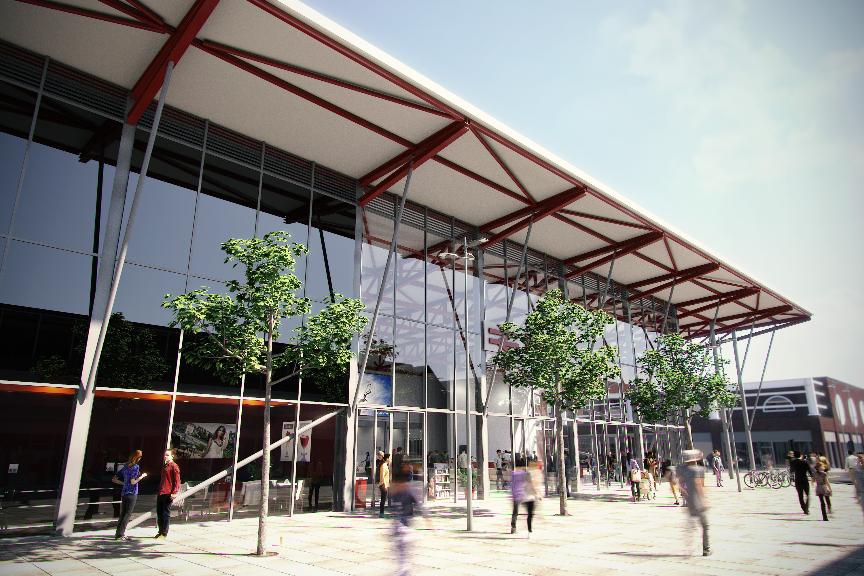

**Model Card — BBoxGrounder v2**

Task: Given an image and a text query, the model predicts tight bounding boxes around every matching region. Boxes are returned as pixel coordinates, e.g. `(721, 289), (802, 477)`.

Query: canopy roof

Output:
(0, 0), (811, 338)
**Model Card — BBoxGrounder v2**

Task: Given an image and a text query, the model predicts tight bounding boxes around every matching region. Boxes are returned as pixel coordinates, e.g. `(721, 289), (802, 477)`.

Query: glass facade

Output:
(0, 45), (685, 535)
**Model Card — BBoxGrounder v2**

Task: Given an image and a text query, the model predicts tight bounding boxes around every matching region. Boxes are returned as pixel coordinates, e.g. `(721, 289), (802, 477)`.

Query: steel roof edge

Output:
(275, 1), (811, 319)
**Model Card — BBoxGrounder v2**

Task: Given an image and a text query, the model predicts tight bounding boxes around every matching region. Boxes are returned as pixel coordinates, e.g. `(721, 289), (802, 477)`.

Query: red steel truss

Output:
(10, 0), (808, 337)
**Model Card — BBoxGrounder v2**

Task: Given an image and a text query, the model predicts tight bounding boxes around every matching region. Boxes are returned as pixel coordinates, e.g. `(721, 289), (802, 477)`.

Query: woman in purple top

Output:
(112, 450), (147, 540)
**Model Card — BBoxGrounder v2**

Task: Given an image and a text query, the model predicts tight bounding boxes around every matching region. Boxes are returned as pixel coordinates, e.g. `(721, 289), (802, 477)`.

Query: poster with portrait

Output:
(281, 420), (312, 462)
(171, 422), (236, 459)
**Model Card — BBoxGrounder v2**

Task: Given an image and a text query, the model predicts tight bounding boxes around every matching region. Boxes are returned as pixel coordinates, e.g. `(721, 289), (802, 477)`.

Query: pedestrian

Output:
(378, 453), (391, 518)
(495, 449), (504, 490)
(308, 460), (324, 511)
(789, 451), (813, 515)
(510, 457), (541, 536)
(711, 449), (724, 487)
(391, 462), (430, 576)
(112, 450), (147, 540)
(392, 447), (404, 477)
(846, 449), (861, 486)
(363, 451), (372, 481)
(678, 449), (710, 556)
(155, 449), (181, 539)
(812, 457), (832, 521)
(663, 459), (680, 505)
(626, 452), (641, 502)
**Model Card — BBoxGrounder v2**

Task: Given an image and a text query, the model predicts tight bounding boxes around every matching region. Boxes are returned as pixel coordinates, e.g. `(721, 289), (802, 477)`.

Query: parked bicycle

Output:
(743, 469), (791, 489)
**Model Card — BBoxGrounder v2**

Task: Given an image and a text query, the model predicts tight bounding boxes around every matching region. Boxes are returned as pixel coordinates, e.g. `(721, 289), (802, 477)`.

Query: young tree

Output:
(628, 332), (737, 449)
(163, 231), (366, 556)
(494, 289), (620, 515)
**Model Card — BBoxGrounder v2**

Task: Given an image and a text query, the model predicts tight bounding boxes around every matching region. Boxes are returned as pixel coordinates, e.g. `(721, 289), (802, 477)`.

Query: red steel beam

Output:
(628, 262), (719, 291)
(471, 128), (535, 203)
(97, 0), (166, 29)
(481, 188), (584, 233)
(199, 43), (411, 147)
(564, 231), (663, 266)
(198, 40), (452, 119)
(679, 305), (793, 333)
(559, 209), (652, 231)
(247, 0), (462, 119)
(127, 0), (221, 125)
(360, 121), (465, 187)
(15, 0), (166, 32)
(358, 124), (469, 206)
(480, 188), (586, 249)
(676, 287), (760, 316)
(432, 156), (529, 205)
(627, 263), (719, 301)
(565, 231), (664, 279)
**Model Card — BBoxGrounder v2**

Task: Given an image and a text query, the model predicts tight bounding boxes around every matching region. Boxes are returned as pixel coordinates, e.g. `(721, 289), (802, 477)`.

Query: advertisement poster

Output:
(281, 420), (312, 462)
(171, 422), (237, 459)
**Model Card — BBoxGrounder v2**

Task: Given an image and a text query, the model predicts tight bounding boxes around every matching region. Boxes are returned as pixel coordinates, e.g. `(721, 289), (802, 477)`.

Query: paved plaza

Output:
(2, 477), (863, 576)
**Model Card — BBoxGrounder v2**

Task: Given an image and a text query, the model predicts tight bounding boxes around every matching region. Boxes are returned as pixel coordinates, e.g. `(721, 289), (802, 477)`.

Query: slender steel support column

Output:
(462, 236), (473, 530)
(84, 62), (175, 397)
(352, 165), (414, 413)
(165, 330), (184, 451)
(710, 322), (741, 492)
(228, 375), (246, 520)
(748, 331), (776, 428)
(731, 331), (756, 470)
(482, 221), (533, 416)
(53, 118), (137, 537)
(0, 57), (48, 279)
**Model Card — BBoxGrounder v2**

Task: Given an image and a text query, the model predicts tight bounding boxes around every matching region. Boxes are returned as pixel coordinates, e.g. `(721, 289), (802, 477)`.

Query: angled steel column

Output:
(731, 331), (756, 470)
(748, 331), (776, 429)
(710, 321), (741, 492)
(352, 165), (414, 413)
(84, 62), (175, 396)
(228, 375), (246, 520)
(54, 117), (137, 536)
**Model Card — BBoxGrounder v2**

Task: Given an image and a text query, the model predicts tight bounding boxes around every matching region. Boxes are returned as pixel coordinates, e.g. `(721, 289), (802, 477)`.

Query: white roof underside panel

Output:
(0, 0), (811, 336)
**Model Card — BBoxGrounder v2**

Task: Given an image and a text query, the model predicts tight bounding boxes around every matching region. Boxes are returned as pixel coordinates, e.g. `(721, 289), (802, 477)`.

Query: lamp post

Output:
(440, 236), (480, 531)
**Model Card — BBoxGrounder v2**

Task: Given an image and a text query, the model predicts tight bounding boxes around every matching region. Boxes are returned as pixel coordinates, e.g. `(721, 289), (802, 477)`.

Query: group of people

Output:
(790, 448), (864, 521)
(111, 449), (181, 541)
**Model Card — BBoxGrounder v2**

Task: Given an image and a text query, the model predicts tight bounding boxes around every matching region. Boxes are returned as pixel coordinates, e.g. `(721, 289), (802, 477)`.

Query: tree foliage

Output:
(33, 312), (169, 389)
(162, 231), (366, 383)
(494, 289), (620, 411)
(162, 231), (366, 555)
(629, 332), (738, 424)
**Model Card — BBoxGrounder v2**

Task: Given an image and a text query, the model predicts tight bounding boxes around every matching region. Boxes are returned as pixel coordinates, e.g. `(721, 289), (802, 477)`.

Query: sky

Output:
(301, 0), (863, 386)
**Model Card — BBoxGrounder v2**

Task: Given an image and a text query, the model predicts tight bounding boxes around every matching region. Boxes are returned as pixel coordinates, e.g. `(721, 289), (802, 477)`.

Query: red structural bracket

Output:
(627, 263), (719, 301)
(127, 0), (221, 125)
(480, 188), (586, 249)
(199, 42), (410, 148)
(197, 40), (452, 119)
(564, 231), (663, 279)
(246, 0), (462, 120)
(679, 305), (793, 333)
(676, 287), (760, 319)
(15, 0), (166, 32)
(471, 127), (535, 203)
(358, 122), (469, 206)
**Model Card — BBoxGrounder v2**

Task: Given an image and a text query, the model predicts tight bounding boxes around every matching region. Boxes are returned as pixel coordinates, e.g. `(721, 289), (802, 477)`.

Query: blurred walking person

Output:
(112, 450), (147, 540)
(662, 459), (680, 505)
(679, 449), (710, 556)
(626, 452), (641, 502)
(390, 463), (429, 576)
(711, 449), (724, 487)
(495, 449), (504, 490)
(789, 451), (814, 515)
(846, 449), (861, 487)
(813, 456), (832, 521)
(510, 457), (541, 536)
(378, 453), (391, 518)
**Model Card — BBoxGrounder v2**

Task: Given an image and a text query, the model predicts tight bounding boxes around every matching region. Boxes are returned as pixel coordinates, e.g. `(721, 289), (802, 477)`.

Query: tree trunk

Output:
(684, 413), (695, 450)
(256, 320), (275, 556)
(555, 398), (567, 516)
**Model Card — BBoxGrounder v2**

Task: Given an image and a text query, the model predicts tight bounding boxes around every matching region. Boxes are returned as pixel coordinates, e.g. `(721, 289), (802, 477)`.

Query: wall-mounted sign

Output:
(8, 463), (19, 474)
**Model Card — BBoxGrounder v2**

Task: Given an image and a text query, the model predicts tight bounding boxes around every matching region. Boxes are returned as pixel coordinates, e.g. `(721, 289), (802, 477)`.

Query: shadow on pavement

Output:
(805, 546), (864, 575)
